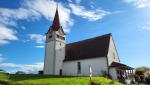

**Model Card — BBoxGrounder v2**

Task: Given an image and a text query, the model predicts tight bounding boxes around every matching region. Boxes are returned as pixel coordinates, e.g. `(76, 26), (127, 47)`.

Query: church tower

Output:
(44, 7), (66, 75)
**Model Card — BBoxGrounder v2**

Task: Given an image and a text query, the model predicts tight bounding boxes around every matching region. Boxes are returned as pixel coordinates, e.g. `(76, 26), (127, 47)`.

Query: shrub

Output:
(135, 70), (145, 76)
(101, 70), (112, 79)
(91, 81), (100, 85)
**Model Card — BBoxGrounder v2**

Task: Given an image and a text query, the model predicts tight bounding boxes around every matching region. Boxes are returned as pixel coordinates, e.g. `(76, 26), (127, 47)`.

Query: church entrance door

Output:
(59, 69), (62, 76)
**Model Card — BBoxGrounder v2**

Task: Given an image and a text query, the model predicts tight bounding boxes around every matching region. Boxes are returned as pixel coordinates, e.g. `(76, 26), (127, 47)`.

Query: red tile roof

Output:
(64, 33), (112, 61)
(52, 8), (60, 31)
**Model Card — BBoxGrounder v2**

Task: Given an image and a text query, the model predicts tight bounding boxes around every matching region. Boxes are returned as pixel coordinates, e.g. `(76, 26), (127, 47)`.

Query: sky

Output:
(0, 0), (150, 73)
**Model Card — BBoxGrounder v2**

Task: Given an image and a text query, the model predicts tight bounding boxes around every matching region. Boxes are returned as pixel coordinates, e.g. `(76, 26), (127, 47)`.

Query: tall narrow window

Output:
(77, 62), (81, 74)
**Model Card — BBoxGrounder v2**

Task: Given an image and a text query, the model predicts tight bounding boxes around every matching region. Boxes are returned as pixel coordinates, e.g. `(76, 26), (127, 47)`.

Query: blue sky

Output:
(0, 0), (150, 73)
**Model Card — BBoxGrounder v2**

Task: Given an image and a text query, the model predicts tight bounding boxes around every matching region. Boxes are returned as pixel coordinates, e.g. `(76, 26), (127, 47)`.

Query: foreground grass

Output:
(0, 73), (123, 85)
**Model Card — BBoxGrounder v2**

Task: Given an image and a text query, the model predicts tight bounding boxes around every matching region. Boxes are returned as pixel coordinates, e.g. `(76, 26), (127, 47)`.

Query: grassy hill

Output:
(0, 73), (123, 85)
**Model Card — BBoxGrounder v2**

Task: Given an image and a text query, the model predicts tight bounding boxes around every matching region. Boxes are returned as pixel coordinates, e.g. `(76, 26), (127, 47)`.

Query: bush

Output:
(101, 70), (112, 79)
(135, 70), (145, 76)
(0, 80), (9, 84)
(135, 66), (150, 76)
(91, 81), (100, 85)
(109, 81), (114, 84)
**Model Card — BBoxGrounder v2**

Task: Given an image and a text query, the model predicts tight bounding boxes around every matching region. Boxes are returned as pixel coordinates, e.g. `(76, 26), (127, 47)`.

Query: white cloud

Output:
(29, 34), (45, 48)
(0, 62), (44, 73)
(0, 0), (73, 33)
(35, 45), (44, 48)
(0, 0), (110, 34)
(29, 34), (45, 44)
(141, 22), (150, 31)
(0, 25), (18, 45)
(24, 0), (74, 30)
(124, 0), (150, 8)
(0, 8), (40, 27)
(69, 4), (110, 21)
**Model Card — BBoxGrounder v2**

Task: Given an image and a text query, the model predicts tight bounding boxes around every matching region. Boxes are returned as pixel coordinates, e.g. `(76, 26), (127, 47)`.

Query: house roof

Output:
(64, 33), (112, 61)
(110, 62), (134, 70)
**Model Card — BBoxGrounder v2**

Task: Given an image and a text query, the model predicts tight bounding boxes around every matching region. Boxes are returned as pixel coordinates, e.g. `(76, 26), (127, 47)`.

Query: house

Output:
(43, 7), (134, 81)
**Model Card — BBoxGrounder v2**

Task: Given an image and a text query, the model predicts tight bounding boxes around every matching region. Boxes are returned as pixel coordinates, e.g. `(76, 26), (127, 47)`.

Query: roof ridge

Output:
(67, 33), (112, 45)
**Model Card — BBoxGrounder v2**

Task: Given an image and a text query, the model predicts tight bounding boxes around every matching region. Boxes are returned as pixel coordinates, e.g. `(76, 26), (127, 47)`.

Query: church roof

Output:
(52, 8), (60, 31)
(110, 62), (134, 70)
(64, 33), (112, 61)
(47, 7), (65, 35)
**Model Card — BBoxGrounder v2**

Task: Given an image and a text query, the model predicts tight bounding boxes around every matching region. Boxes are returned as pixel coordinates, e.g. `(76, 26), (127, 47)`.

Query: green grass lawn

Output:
(0, 73), (123, 85)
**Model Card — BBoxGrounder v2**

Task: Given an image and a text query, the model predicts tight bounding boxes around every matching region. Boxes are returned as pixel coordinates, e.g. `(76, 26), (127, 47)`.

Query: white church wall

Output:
(107, 36), (120, 65)
(54, 41), (65, 75)
(109, 67), (118, 80)
(44, 41), (55, 74)
(63, 57), (108, 76)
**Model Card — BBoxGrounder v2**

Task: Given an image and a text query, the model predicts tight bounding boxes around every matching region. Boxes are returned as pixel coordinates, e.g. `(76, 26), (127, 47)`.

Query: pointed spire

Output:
(52, 6), (60, 31)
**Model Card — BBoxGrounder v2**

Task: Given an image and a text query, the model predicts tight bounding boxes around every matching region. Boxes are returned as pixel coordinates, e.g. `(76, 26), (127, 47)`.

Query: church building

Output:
(43, 7), (133, 81)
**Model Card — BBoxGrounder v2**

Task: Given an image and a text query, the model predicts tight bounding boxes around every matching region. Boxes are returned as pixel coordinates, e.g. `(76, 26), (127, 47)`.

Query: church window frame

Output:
(49, 35), (52, 38)
(57, 34), (65, 40)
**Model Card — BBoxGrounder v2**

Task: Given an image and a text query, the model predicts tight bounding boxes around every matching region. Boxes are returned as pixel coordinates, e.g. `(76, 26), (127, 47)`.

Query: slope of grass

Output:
(0, 73), (123, 85)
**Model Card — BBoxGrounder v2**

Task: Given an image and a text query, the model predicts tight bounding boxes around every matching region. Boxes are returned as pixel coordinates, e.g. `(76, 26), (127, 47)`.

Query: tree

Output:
(16, 71), (26, 74)
(0, 69), (6, 73)
(135, 66), (150, 76)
